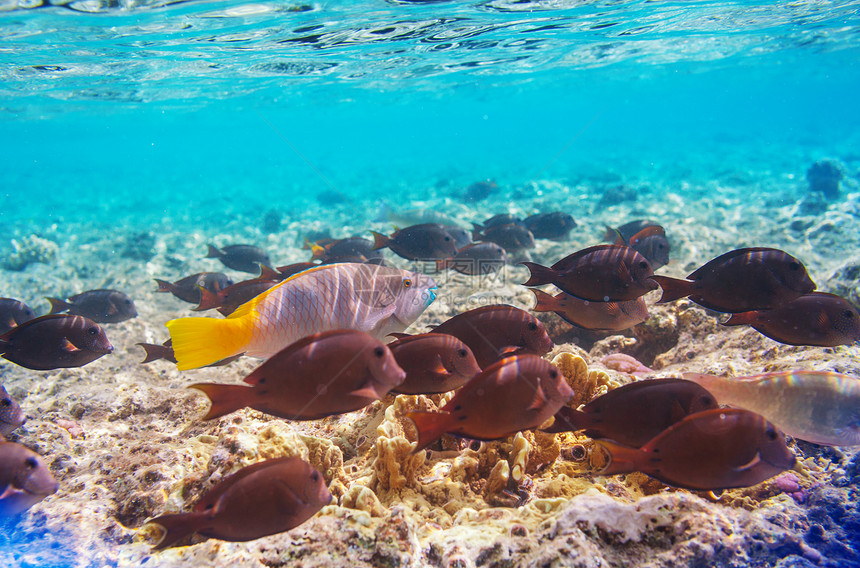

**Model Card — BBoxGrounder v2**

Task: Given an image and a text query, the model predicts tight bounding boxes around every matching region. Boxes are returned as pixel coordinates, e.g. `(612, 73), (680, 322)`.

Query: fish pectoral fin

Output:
(61, 338), (82, 352)
(0, 484), (18, 500)
(426, 355), (452, 377)
(107, 303), (118, 315)
(350, 383), (382, 400)
(527, 385), (548, 411)
(733, 451), (762, 473)
(499, 345), (520, 356)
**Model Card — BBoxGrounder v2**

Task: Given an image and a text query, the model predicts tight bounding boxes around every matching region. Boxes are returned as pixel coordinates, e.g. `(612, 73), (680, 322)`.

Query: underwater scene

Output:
(2, 0), (860, 566)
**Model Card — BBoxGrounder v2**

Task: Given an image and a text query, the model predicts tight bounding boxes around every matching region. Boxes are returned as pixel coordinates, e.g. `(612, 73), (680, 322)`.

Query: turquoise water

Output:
(2, 0), (859, 232)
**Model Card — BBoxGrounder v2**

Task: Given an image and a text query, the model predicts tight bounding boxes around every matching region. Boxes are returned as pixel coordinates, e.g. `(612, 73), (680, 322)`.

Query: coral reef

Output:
(2, 235), (58, 271)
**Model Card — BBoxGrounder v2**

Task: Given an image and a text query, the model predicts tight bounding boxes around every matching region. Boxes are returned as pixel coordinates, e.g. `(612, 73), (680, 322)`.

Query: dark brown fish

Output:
(371, 224), (459, 261)
(147, 457), (331, 549)
(523, 212), (577, 241)
(436, 242), (507, 275)
(206, 244), (271, 274)
(597, 408), (796, 490)
(0, 385), (26, 437)
(541, 378), (719, 446)
(474, 223), (535, 253)
(308, 237), (385, 265)
(47, 289), (137, 324)
(522, 245), (657, 302)
(407, 354), (573, 452)
(137, 339), (242, 367)
(190, 330), (405, 421)
(531, 289), (649, 331)
(0, 441), (58, 516)
(464, 179), (498, 202)
(388, 333), (482, 394)
(481, 214), (523, 229)
(0, 298), (36, 335)
(427, 305), (553, 368)
(723, 292), (860, 347)
(652, 247), (816, 312)
(156, 272), (233, 304)
(605, 219), (659, 243)
(0, 314), (113, 370)
(194, 278), (278, 316)
(440, 225), (473, 250)
(626, 226), (670, 270)
(276, 262), (318, 279)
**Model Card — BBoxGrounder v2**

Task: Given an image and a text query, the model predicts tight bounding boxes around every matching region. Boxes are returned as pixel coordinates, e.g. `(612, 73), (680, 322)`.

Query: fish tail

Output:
(189, 383), (252, 420)
(154, 279), (175, 293)
(722, 312), (756, 326)
(406, 411), (454, 453)
(166, 316), (252, 371)
(651, 275), (692, 303)
(205, 244), (222, 259)
(540, 406), (587, 434)
(137, 343), (172, 364)
(46, 297), (71, 314)
(520, 262), (556, 287)
(602, 225), (620, 243)
(370, 231), (390, 251)
(147, 512), (207, 550)
(595, 440), (643, 476)
(192, 287), (223, 312)
(530, 288), (559, 312)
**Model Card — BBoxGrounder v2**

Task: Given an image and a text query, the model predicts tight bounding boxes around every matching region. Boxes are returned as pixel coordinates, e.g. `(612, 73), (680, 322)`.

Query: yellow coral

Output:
(551, 351), (613, 409)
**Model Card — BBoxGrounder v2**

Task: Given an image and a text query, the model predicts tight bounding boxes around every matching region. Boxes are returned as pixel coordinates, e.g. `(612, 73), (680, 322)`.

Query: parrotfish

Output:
(531, 289), (649, 331)
(206, 244), (271, 274)
(47, 289), (137, 324)
(147, 457), (331, 549)
(371, 224), (459, 261)
(523, 212), (577, 241)
(0, 314), (113, 370)
(598, 408), (796, 490)
(683, 371), (860, 446)
(190, 330), (405, 420)
(722, 292), (860, 347)
(0, 385), (26, 437)
(425, 304), (553, 368)
(473, 223), (535, 253)
(388, 333), (482, 394)
(652, 247), (816, 312)
(436, 242), (507, 275)
(156, 272), (233, 304)
(541, 378), (718, 447)
(167, 263), (436, 370)
(137, 339), (242, 367)
(522, 245), (657, 302)
(0, 298), (36, 335)
(407, 354), (573, 452)
(0, 441), (58, 516)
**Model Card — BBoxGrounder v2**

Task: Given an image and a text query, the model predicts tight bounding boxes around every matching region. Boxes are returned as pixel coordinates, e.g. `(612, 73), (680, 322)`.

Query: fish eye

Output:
(701, 396), (714, 406)
(403, 278), (412, 288)
(639, 261), (649, 269)
(527, 322), (537, 331)
(444, 235), (451, 241)
(549, 370), (558, 379)
(1, 398), (10, 407)
(311, 471), (320, 481)
(457, 349), (468, 357)
(373, 347), (385, 358)
(87, 327), (99, 336)
(24, 457), (38, 469)
(125, 299), (132, 305)
(844, 311), (855, 319)
(788, 262), (800, 271)
(766, 427), (778, 441)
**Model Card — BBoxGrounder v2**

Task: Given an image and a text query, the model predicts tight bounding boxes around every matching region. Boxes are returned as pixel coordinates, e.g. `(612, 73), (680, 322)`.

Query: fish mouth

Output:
(98, 344), (115, 355)
(427, 286), (438, 305)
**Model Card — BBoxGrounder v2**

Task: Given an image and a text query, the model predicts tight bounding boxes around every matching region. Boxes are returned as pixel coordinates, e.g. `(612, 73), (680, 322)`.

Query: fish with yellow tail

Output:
(166, 263), (437, 370)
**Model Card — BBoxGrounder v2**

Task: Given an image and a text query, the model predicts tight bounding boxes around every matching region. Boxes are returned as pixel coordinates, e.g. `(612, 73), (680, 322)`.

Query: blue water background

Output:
(1, 1), (859, 232)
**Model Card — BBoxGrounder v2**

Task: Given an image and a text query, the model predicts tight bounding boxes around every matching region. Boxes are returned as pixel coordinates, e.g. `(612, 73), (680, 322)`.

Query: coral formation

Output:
(2, 235), (58, 271)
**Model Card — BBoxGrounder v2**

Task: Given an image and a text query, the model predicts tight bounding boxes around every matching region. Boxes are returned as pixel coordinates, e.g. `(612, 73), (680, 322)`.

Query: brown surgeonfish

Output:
(371, 224), (459, 260)
(0, 385), (26, 437)
(597, 408), (796, 490)
(47, 289), (137, 324)
(424, 305), (553, 369)
(605, 220), (670, 270)
(308, 237), (385, 265)
(0, 441), (58, 516)
(193, 273), (280, 316)
(435, 242), (507, 275)
(388, 333), (482, 394)
(147, 457), (331, 549)
(206, 244), (271, 273)
(0, 314), (113, 370)
(541, 378), (719, 447)
(156, 272), (233, 304)
(190, 329), (405, 421)
(531, 289), (649, 331)
(522, 245), (657, 302)
(523, 212), (577, 241)
(473, 223), (535, 253)
(0, 298), (36, 335)
(276, 262), (318, 280)
(652, 247), (816, 312)
(723, 292), (860, 346)
(407, 354), (573, 452)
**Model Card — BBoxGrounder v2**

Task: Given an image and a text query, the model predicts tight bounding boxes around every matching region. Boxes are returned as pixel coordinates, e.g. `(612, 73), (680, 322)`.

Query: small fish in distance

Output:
(0, 441), (58, 516)
(156, 272), (233, 304)
(146, 457), (331, 549)
(307, 237), (385, 265)
(47, 289), (137, 324)
(523, 212), (577, 241)
(541, 378), (718, 447)
(0, 298), (36, 335)
(652, 247), (815, 312)
(0, 314), (112, 370)
(473, 223), (535, 253)
(206, 244), (271, 274)
(723, 292), (860, 347)
(371, 224), (459, 261)
(436, 242), (507, 275)
(407, 354), (572, 452)
(522, 244), (657, 302)
(0, 385), (26, 437)
(388, 333), (482, 395)
(597, 408), (796, 491)
(190, 330), (405, 420)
